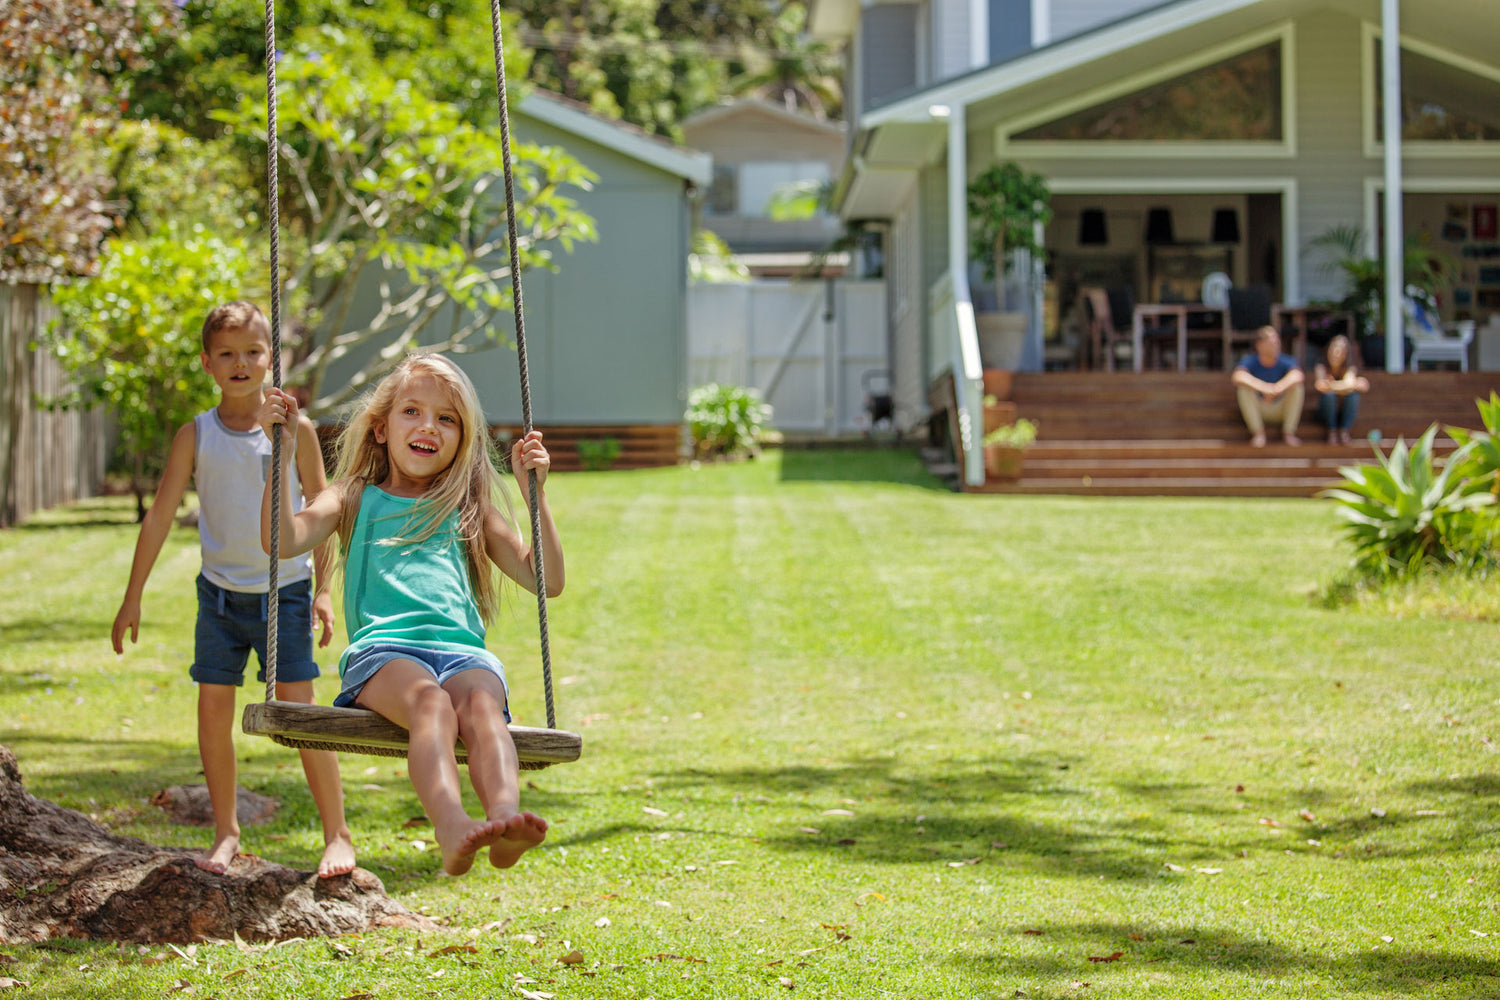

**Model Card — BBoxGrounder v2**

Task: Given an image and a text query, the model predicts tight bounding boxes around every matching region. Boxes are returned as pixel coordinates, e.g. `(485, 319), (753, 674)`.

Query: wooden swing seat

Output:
(242, 701), (582, 770)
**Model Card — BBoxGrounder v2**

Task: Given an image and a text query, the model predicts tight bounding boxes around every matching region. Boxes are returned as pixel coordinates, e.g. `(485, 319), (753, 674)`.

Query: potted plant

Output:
(982, 393), (1018, 435)
(967, 162), (1052, 370)
(982, 417), (1038, 481)
(1307, 225), (1459, 367)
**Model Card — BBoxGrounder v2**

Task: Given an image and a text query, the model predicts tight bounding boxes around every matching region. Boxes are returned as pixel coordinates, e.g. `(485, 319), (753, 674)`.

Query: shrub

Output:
(1446, 391), (1500, 487)
(1321, 424), (1497, 580)
(686, 383), (772, 459)
(577, 437), (622, 472)
(983, 418), (1038, 449)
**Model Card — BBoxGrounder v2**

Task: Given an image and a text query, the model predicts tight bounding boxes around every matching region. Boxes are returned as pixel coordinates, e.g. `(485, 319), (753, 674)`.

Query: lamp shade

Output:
(1078, 208), (1108, 245)
(1144, 207), (1174, 244)
(1212, 207), (1241, 244)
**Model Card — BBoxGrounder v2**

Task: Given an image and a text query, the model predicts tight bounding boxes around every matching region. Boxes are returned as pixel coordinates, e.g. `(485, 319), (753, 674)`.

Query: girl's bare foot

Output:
(437, 818), (509, 876)
(196, 831), (240, 874)
(489, 812), (547, 869)
(318, 831), (357, 878)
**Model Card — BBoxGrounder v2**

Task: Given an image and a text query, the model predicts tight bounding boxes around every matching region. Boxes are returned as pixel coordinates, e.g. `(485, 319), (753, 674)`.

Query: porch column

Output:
(944, 103), (985, 488)
(1381, 0), (1405, 373)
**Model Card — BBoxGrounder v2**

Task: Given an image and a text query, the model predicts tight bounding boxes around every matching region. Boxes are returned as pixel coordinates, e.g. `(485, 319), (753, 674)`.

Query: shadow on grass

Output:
(956, 920), (1500, 996)
(0, 616), (110, 646)
(642, 754), (1500, 878)
(776, 447), (948, 489)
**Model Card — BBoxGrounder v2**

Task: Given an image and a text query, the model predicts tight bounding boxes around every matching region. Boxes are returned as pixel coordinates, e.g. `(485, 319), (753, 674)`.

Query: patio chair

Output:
(1408, 303), (1475, 371)
(1225, 284), (1273, 366)
(1080, 287), (1132, 371)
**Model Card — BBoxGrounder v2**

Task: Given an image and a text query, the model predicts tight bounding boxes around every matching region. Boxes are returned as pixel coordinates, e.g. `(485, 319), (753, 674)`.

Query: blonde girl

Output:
(259, 353), (563, 876)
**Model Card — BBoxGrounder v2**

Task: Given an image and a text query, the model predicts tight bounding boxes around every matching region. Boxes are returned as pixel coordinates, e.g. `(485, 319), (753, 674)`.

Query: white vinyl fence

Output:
(687, 279), (888, 436)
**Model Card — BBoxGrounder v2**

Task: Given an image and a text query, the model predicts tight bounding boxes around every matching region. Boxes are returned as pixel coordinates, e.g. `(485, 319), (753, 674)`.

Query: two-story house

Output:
(810, 0), (1500, 484)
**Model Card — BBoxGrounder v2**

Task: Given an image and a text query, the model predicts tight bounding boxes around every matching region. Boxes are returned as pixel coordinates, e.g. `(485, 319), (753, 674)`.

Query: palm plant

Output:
(731, 3), (842, 118)
(1307, 225), (1460, 339)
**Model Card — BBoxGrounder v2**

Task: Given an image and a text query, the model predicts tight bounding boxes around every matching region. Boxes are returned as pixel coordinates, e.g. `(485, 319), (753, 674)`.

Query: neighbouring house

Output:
(682, 99), (848, 276)
(809, 0), (1500, 484)
(321, 89), (711, 470)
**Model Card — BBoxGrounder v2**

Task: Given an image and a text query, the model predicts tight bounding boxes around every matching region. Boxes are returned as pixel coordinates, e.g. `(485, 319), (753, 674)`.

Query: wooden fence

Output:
(0, 283), (109, 528)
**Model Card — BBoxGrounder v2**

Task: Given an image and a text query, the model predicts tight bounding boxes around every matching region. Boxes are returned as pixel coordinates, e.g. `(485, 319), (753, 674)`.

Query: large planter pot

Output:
(984, 444), (1025, 481)
(976, 311), (1027, 370)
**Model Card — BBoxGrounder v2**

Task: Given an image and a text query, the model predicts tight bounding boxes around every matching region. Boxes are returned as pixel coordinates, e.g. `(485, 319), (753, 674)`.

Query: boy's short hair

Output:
(1254, 325), (1280, 345)
(201, 301), (271, 352)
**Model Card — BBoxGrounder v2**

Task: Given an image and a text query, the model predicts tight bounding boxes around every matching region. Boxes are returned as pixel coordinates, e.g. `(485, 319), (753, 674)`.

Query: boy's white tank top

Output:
(195, 409), (313, 593)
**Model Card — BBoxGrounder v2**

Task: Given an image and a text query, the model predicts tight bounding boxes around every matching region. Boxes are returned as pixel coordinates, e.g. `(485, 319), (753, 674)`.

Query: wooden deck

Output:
(955, 370), (1499, 497)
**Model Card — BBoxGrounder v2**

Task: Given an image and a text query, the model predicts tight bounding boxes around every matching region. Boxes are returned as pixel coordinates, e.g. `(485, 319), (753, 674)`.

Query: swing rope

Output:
(248, 0), (575, 766)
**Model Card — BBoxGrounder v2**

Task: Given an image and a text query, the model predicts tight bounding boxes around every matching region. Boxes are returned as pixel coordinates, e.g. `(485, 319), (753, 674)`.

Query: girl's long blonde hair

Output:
(330, 353), (516, 624)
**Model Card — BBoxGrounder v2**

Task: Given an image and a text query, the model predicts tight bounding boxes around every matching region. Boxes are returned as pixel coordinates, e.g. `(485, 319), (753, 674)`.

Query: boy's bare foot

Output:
(196, 831), (240, 874)
(489, 812), (548, 869)
(1283, 433), (1301, 446)
(1327, 430), (1339, 444)
(1249, 432), (1267, 448)
(437, 818), (509, 876)
(318, 831), (357, 878)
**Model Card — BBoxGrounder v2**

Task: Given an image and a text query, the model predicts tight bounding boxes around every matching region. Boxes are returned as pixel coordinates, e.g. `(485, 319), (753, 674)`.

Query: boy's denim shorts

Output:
(335, 642), (509, 720)
(190, 574), (319, 686)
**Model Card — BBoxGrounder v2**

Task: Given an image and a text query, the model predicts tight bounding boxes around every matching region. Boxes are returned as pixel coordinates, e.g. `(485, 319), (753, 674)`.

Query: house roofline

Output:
(520, 89), (713, 185)
(861, 0), (1265, 127)
(681, 98), (847, 137)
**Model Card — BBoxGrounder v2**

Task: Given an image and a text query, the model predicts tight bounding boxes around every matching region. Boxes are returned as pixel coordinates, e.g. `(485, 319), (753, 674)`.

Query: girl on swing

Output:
(259, 353), (562, 876)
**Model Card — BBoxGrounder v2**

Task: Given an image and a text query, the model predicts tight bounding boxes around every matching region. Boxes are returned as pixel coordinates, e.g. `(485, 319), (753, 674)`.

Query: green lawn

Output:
(2, 449), (1498, 999)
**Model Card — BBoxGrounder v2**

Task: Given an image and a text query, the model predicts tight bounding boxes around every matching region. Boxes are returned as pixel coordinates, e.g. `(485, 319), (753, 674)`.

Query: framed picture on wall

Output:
(1475, 204), (1498, 240)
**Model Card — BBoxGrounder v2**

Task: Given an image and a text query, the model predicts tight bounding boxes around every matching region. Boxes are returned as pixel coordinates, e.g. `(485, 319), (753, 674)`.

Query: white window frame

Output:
(1046, 176), (1302, 304)
(1362, 176), (1500, 260)
(995, 23), (1296, 159)
(1360, 21), (1500, 160)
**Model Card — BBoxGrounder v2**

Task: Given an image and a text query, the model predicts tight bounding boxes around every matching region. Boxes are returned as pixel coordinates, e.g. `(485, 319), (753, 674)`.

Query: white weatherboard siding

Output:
(862, 4), (920, 113)
(1047, 0), (1165, 43)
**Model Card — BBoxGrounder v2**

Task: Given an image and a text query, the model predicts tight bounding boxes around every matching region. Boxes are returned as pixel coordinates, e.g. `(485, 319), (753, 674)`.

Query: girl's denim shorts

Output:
(335, 641), (509, 720)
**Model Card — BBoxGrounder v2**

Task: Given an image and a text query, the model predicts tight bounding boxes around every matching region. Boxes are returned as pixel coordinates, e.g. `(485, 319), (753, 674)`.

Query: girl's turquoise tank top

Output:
(339, 485), (487, 676)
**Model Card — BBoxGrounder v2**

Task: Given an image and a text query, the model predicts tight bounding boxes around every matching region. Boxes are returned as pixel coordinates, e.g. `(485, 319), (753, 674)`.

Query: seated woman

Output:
(1313, 334), (1370, 444)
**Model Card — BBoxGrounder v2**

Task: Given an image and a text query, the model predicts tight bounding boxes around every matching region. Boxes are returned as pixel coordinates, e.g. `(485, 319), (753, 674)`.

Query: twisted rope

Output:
(264, 0), (283, 704)
(487, 0), (556, 731)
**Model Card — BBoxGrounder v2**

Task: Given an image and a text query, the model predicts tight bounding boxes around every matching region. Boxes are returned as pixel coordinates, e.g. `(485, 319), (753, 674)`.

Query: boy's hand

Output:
(258, 387), (299, 454)
(313, 591), (336, 648)
(510, 431), (551, 489)
(111, 599), (140, 654)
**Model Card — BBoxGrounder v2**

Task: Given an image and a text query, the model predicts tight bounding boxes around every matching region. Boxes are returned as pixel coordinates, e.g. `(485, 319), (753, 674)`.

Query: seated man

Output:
(1231, 325), (1305, 447)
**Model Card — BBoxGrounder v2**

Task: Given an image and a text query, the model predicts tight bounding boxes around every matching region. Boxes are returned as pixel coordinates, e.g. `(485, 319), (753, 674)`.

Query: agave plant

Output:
(1321, 425), (1497, 579)
(1446, 392), (1500, 490)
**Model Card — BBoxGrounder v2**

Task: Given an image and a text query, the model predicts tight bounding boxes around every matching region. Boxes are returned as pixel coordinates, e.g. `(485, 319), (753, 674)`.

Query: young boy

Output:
(111, 301), (355, 877)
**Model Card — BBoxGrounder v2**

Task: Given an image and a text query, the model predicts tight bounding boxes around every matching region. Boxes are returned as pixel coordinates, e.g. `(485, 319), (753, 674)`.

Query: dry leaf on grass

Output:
(337, 994), (374, 1000)
(644, 806), (668, 817)
(0, 980), (29, 990)
(822, 809), (855, 817)
(1086, 952), (1124, 964)
(559, 950), (586, 965)
(778, 976), (795, 989)
(1299, 809), (1316, 822)
(947, 857), (981, 867)
(430, 944), (478, 956)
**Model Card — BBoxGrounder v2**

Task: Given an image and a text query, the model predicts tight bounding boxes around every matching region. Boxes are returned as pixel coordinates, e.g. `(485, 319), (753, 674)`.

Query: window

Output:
(1012, 43), (1283, 142)
(737, 161), (831, 217)
(706, 165), (738, 215)
(1374, 43), (1500, 142)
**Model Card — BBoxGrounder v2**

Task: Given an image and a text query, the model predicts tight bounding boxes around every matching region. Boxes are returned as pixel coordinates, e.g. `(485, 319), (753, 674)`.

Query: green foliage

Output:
(1446, 391), (1500, 486)
(966, 162), (1052, 281)
(107, 120), (259, 238)
(576, 436), (622, 471)
(125, 0), (527, 132)
(1321, 425), (1497, 580)
(729, 3), (843, 119)
(45, 225), (257, 500)
(685, 383), (771, 458)
(982, 417), (1038, 449)
(1307, 225), (1460, 338)
(688, 229), (750, 283)
(210, 30), (596, 414)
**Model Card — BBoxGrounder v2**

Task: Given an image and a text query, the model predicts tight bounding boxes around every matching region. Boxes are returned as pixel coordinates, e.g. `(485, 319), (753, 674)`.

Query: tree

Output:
(0, 0), (180, 280)
(211, 31), (597, 414)
(46, 225), (260, 519)
(729, 3), (842, 119)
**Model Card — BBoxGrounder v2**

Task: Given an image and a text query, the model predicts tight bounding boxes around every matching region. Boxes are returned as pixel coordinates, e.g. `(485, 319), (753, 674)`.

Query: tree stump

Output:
(0, 745), (436, 944)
